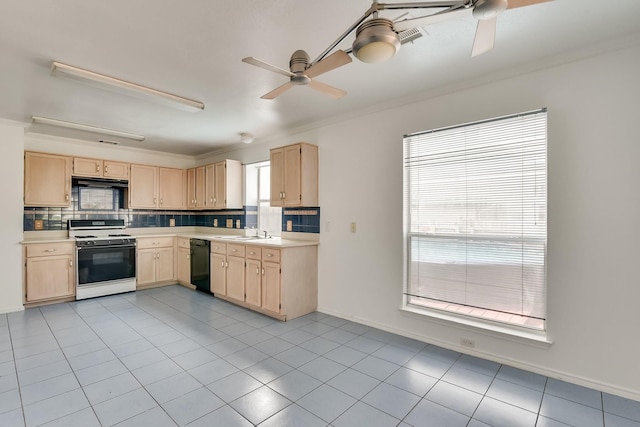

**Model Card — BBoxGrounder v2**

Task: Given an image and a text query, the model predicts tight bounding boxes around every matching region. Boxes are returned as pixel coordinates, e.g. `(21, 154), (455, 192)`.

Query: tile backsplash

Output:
(24, 202), (319, 234)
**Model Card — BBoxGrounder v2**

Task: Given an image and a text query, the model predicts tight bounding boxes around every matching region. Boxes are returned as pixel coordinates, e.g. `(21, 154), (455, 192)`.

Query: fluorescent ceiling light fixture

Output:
(31, 116), (145, 141)
(51, 61), (205, 112)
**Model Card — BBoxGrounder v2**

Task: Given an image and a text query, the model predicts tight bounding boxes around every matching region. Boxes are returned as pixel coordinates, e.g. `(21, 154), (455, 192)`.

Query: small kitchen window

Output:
(247, 161), (282, 236)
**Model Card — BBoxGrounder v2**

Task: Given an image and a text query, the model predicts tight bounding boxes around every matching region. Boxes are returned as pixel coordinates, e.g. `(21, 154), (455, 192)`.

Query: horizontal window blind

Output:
(404, 109), (547, 330)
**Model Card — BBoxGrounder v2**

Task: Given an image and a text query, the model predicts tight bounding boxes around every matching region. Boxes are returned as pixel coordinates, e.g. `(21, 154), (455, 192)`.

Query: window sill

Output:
(399, 305), (552, 349)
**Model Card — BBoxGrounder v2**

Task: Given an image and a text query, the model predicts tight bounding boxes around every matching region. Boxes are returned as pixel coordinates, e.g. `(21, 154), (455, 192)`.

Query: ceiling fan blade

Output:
(242, 57), (294, 78)
(471, 16), (497, 56)
(393, 7), (470, 32)
(507, 0), (553, 9)
(308, 80), (346, 99)
(306, 50), (352, 79)
(261, 81), (296, 100)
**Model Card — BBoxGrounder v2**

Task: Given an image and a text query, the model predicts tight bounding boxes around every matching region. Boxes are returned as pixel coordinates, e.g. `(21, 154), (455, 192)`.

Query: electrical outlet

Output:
(34, 219), (43, 230)
(460, 338), (475, 348)
(226, 219), (233, 228)
(169, 218), (175, 227)
(286, 220), (292, 232)
(213, 218), (218, 227)
(236, 219), (241, 229)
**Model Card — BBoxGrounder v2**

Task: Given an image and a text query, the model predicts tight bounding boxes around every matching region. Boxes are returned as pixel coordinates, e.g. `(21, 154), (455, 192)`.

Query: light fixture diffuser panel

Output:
(51, 61), (205, 112)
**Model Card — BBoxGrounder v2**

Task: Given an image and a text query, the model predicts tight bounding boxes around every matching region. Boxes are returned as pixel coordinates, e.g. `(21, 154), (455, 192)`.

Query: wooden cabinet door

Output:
(270, 148), (284, 206)
(245, 259), (261, 308)
(73, 157), (102, 177)
(204, 164), (215, 208)
(159, 167), (185, 209)
(186, 168), (196, 209)
(195, 166), (206, 209)
(210, 253), (226, 295)
(213, 161), (226, 209)
(177, 247), (190, 285)
(136, 249), (157, 285)
(262, 261), (281, 314)
(103, 161), (129, 179)
(155, 247), (174, 282)
(26, 255), (74, 302)
(24, 152), (71, 207)
(283, 145), (301, 206)
(129, 164), (158, 208)
(226, 255), (245, 301)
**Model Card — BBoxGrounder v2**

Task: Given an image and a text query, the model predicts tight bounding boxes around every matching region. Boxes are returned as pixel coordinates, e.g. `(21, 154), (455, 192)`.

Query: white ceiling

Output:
(1, 0), (639, 156)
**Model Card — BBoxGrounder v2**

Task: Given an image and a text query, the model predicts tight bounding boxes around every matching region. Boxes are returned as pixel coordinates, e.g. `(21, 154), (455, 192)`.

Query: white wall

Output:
(0, 121), (26, 313)
(8, 41), (640, 399)
(215, 42), (640, 399)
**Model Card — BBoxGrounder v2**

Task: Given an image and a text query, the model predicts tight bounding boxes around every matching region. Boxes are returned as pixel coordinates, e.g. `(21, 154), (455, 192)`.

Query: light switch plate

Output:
(350, 222), (357, 233)
(169, 218), (175, 227)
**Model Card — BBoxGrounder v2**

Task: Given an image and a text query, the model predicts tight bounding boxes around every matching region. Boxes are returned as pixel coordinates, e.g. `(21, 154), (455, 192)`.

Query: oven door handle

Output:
(77, 244), (137, 250)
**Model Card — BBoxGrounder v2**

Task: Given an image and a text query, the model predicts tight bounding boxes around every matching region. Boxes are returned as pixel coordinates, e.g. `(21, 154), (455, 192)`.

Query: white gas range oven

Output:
(68, 219), (136, 300)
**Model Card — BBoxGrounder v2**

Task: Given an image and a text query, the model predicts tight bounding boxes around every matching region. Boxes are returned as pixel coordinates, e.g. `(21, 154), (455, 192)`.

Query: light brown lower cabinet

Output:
(136, 237), (175, 288)
(24, 242), (75, 305)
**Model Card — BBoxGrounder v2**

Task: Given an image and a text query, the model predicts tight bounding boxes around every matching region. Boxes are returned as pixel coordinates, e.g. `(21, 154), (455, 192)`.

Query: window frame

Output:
(401, 109), (549, 339)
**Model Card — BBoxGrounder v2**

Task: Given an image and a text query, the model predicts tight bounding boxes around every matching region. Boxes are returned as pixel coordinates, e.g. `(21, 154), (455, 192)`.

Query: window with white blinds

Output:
(403, 109), (547, 330)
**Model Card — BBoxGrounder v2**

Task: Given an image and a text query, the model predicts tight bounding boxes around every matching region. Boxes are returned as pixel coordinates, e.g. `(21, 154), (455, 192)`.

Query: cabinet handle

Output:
(210, 197), (213, 204)
(225, 261), (229, 268)
(249, 251), (255, 255)
(104, 165), (109, 174)
(266, 253), (273, 257)
(65, 194), (69, 201)
(96, 163), (100, 173)
(160, 198), (164, 205)
(261, 268), (265, 275)
(187, 254), (190, 259)
(282, 192), (286, 199)
(45, 249), (56, 252)
(153, 197), (157, 205)
(153, 242), (159, 245)
(232, 249), (237, 252)
(256, 267), (260, 275)
(69, 260), (73, 267)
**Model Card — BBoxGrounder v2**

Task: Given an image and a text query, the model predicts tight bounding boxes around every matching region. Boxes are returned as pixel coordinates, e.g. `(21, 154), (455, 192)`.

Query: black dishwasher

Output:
(190, 239), (210, 293)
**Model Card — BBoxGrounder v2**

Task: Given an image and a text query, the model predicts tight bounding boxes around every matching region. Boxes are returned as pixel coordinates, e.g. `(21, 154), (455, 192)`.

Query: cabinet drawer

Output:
(26, 242), (74, 258)
(177, 237), (190, 249)
(262, 248), (281, 263)
(137, 236), (174, 249)
(227, 244), (245, 257)
(211, 242), (226, 254)
(246, 246), (262, 260)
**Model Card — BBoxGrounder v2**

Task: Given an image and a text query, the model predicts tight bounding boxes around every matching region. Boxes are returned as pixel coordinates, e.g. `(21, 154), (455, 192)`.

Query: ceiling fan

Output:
(242, 49), (352, 100)
(242, 0), (552, 100)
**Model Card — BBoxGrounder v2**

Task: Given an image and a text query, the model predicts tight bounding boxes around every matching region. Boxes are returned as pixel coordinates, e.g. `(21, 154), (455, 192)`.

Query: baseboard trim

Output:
(317, 306), (640, 402)
(0, 305), (25, 315)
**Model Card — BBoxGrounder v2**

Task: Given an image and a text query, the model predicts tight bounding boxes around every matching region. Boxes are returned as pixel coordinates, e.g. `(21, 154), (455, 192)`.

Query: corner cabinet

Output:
(24, 152), (72, 207)
(176, 238), (191, 287)
(23, 242), (75, 305)
(213, 160), (243, 209)
(270, 142), (318, 207)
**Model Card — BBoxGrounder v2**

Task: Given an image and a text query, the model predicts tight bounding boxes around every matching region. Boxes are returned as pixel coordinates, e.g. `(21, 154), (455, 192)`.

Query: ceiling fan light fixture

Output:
(352, 18), (400, 64)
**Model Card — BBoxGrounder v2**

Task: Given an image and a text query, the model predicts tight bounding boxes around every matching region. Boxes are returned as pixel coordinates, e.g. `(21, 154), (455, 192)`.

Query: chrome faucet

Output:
(264, 230), (268, 239)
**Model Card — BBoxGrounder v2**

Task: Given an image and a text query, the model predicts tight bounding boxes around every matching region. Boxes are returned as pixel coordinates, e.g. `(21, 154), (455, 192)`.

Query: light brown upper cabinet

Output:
(270, 142), (318, 207)
(130, 164), (186, 210)
(204, 163), (215, 209)
(159, 167), (186, 210)
(73, 157), (129, 180)
(24, 151), (72, 207)
(186, 166), (206, 210)
(213, 160), (243, 209)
